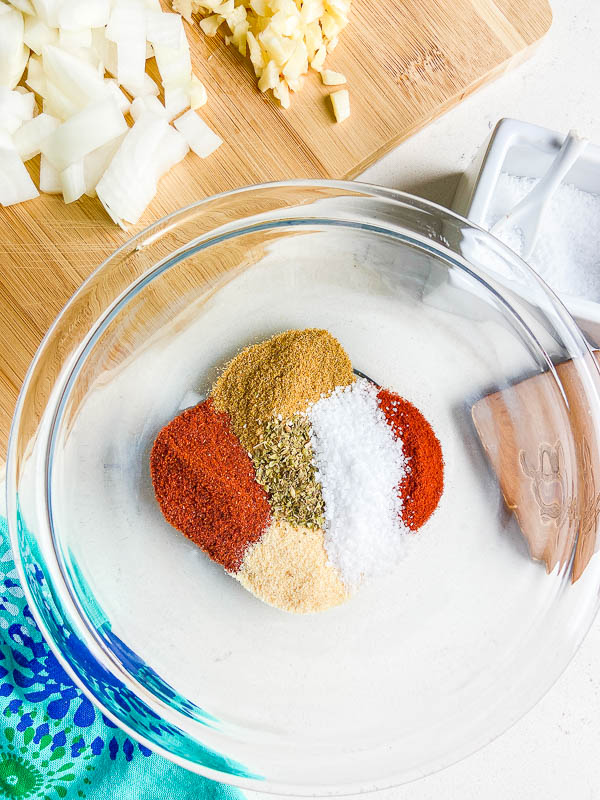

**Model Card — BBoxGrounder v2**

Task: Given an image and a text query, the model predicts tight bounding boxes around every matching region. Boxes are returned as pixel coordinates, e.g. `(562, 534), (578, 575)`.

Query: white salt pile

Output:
(485, 173), (600, 301)
(308, 378), (408, 589)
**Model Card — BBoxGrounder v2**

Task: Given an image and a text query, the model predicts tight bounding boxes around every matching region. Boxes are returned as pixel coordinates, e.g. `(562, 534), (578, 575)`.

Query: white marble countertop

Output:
(251, 1), (600, 797)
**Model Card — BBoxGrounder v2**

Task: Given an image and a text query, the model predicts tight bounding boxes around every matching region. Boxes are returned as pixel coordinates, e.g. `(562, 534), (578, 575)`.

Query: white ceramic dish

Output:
(453, 117), (600, 339)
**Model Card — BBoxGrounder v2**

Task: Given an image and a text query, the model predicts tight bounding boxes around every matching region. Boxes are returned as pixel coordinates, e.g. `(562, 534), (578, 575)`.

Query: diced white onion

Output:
(120, 71), (159, 99)
(153, 42), (192, 90)
(146, 11), (185, 50)
(25, 55), (46, 96)
(42, 44), (108, 109)
(8, 0), (35, 14)
(60, 159), (85, 203)
(96, 112), (171, 227)
(104, 79), (130, 114)
(39, 153), (61, 193)
(164, 84), (190, 121)
(0, 6), (29, 90)
(41, 96), (127, 170)
(42, 79), (79, 120)
(23, 16), (58, 57)
(173, 110), (222, 158)
(58, 29), (93, 51)
(31, 0), (60, 27)
(0, 0), (227, 224)
(130, 94), (166, 122)
(0, 88), (36, 126)
(0, 133), (39, 205)
(106, 0), (147, 96)
(13, 112), (59, 160)
(83, 133), (126, 197)
(155, 124), (189, 178)
(57, 0), (111, 31)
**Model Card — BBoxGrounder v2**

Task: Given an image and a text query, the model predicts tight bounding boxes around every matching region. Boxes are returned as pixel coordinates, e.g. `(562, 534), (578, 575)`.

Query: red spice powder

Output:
(377, 389), (444, 531)
(150, 399), (271, 572)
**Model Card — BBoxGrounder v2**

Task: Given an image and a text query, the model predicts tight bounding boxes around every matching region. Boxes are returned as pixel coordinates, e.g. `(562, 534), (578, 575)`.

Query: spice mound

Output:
(150, 328), (444, 614)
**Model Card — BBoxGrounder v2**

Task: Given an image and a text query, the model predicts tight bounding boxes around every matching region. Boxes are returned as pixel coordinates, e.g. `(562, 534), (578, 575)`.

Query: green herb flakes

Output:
(252, 415), (325, 529)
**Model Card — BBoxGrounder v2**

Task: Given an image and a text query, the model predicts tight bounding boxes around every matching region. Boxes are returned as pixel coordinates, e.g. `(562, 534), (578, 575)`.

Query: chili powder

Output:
(377, 389), (444, 531)
(150, 399), (271, 572)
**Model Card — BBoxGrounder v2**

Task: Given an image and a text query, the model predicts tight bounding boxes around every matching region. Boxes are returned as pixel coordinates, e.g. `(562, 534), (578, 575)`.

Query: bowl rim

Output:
(6, 178), (600, 795)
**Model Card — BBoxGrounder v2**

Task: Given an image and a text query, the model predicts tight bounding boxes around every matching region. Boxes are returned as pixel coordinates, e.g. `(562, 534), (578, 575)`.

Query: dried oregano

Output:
(252, 414), (325, 529)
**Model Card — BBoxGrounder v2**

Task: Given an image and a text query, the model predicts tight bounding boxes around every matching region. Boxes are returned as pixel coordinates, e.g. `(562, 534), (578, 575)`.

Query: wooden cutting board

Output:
(0, 0), (552, 457)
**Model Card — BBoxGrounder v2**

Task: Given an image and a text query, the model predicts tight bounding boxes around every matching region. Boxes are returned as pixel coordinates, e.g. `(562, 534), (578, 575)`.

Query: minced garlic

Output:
(173, 0), (352, 111)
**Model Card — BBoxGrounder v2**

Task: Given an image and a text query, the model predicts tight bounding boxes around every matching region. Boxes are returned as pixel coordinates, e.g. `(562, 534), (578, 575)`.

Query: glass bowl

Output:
(7, 181), (600, 795)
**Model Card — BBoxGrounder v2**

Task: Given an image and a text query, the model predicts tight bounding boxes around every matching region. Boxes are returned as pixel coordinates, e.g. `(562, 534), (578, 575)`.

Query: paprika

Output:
(377, 389), (444, 530)
(150, 398), (271, 572)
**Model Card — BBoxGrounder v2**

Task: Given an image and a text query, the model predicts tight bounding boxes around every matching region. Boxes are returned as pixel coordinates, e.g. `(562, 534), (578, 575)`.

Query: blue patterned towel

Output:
(0, 511), (244, 800)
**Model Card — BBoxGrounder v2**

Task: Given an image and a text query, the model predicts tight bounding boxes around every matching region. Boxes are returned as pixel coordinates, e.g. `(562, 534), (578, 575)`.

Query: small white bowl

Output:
(453, 118), (600, 340)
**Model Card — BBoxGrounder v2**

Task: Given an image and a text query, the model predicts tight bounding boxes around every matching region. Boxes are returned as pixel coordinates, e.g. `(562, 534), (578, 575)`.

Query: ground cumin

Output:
(211, 328), (355, 451)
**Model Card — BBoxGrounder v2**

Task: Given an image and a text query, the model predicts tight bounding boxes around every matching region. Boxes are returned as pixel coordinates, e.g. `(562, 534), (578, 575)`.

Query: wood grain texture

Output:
(472, 352), (600, 582)
(0, 0), (552, 456)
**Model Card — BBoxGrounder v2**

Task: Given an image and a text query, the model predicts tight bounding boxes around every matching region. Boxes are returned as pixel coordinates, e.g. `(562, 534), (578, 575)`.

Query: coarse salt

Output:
(485, 173), (600, 302)
(308, 378), (408, 589)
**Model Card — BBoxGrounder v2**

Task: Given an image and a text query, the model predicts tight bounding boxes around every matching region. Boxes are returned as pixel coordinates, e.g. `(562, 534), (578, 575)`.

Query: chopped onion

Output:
(25, 54), (46, 96)
(57, 0), (111, 31)
(0, 132), (39, 205)
(1, 113), (22, 135)
(96, 112), (171, 227)
(83, 133), (126, 197)
(130, 95), (166, 121)
(173, 110), (222, 157)
(1, 0), (223, 224)
(0, 6), (29, 90)
(164, 84), (190, 120)
(41, 96), (127, 170)
(42, 79), (79, 120)
(39, 153), (61, 193)
(104, 79), (130, 114)
(156, 124), (189, 178)
(23, 16), (58, 57)
(31, 0), (60, 27)
(91, 27), (118, 76)
(0, 88), (36, 127)
(58, 28), (93, 51)
(8, 0), (35, 14)
(42, 44), (108, 109)
(13, 112), (59, 160)
(60, 159), (85, 203)
(146, 11), (185, 50)
(120, 71), (159, 99)
(106, 0), (147, 97)
(153, 41), (192, 91)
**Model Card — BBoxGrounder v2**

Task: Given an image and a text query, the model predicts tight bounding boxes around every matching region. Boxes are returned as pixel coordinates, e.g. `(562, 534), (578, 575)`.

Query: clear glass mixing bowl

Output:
(7, 181), (600, 795)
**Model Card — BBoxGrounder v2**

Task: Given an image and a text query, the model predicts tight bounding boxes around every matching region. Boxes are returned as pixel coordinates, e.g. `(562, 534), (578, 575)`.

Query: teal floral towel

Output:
(0, 514), (244, 800)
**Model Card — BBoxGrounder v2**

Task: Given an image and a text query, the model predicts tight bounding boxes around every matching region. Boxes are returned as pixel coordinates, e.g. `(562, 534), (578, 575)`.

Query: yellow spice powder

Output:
(211, 328), (355, 451)
(236, 519), (348, 614)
